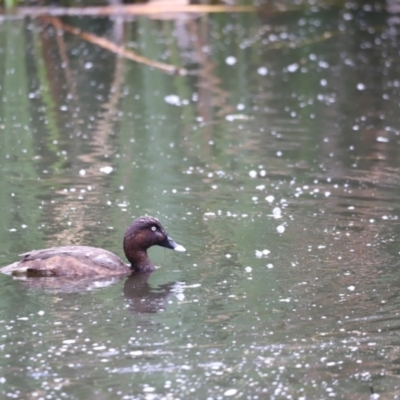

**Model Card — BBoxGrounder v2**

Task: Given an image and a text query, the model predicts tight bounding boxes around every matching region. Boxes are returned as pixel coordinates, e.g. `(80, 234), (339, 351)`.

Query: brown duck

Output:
(0, 216), (186, 277)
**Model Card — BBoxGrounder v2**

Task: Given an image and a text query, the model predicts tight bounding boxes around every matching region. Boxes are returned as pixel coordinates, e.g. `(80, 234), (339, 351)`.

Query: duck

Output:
(0, 216), (186, 277)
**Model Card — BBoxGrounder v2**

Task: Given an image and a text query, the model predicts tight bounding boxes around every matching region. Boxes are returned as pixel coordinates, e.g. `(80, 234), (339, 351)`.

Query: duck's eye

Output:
(151, 226), (156, 232)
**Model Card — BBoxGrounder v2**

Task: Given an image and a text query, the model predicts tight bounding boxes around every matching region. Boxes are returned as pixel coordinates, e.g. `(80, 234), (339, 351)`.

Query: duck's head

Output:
(123, 216), (186, 272)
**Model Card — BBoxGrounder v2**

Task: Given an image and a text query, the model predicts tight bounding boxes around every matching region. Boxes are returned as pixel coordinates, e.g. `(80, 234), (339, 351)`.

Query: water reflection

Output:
(123, 274), (181, 314)
(4, 272), (181, 314)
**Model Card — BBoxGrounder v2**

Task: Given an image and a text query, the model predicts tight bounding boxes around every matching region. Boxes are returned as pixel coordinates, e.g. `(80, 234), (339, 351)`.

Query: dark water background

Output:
(0, 3), (400, 399)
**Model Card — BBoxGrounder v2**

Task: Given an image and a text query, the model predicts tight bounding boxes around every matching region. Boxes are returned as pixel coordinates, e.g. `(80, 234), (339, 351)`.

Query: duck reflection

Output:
(5, 272), (181, 314)
(123, 273), (181, 314)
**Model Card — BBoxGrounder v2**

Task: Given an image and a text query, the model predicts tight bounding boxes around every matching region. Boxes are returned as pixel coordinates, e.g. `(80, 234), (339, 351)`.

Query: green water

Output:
(0, 4), (400, 399)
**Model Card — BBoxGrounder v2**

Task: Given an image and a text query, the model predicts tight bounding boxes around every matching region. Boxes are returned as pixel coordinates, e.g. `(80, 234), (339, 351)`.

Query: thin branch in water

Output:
(40, 16), (187, 76)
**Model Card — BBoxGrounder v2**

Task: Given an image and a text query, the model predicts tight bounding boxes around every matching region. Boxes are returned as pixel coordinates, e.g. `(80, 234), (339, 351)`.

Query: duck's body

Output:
(1, 246), (130, 277)
(1, 216), (186, 278)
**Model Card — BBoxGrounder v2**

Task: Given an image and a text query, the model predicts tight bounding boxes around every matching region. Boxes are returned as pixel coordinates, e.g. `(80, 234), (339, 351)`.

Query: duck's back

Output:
(1, 246), (131, 277)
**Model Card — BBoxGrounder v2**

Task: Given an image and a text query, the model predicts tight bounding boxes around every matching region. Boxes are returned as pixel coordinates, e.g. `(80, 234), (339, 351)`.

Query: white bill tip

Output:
(174, 244), (186, 252)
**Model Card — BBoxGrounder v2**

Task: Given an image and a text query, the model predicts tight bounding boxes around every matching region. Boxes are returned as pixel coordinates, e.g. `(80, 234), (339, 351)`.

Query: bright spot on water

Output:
(175, 293), (185, 301)
(225, 56), (237, 66)
(245, 266), (252, 273)
(255, 249), (270, 258)
(184, 283), (201, 289)
(224, 389), (238, 397)
(99, 166), (113, 174)
(225, 254), (232, 259)
(348, 286), (355, 291)
(164, 94), (181, 106)
(343, 12), (353, 20)
(130, 350), (143, 356)
(257, 66), (268, 76)
(84, 62), (93, 69)
(265, 195), (275, 203)
(38, 310), (45, 316)
(79, 169), (86, 176)
(320, 79), (327, 86)
(225, 114), (251, 121)
(272, 207), (282, 218)
(325, 191), (331, 197)
(277, 225), (285, 233)
(267, 263), (274, 269)
(63, 339), (76, 344)
(249, 170), (257, 178)
(318, 61), (329, 68)
(287, 63), (299, 73)
(376, 136), (389, 143)
(357, 83), (366, 90)
(256, 185), (265, 190)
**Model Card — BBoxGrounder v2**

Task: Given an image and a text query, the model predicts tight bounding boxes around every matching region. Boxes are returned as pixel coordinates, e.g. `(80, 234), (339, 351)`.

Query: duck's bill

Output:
(159, 235), (186, 252)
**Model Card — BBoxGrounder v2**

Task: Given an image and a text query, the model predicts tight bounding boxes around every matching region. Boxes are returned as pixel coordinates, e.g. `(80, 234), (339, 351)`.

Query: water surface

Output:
(1, 4), (400, 399)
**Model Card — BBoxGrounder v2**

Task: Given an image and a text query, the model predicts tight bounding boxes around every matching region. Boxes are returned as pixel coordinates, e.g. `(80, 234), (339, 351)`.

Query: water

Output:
(0, 3), (400, 398)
